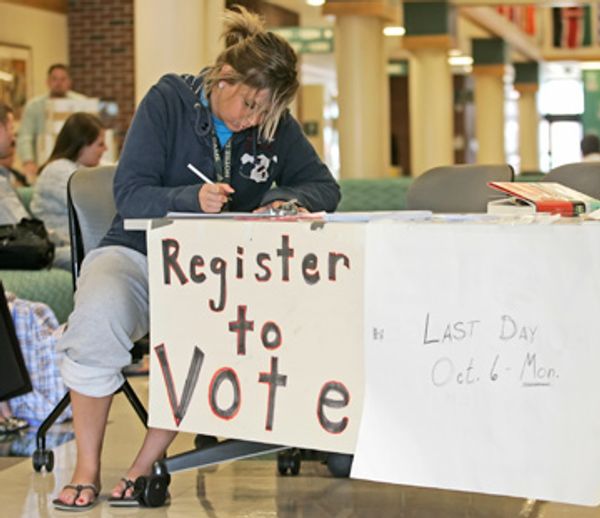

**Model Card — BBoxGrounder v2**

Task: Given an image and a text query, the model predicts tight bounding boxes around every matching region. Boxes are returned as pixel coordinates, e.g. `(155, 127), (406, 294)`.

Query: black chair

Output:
(542, 161), (600, 199)
(406, 164), (515, 212)
(32, 166), (148, 472)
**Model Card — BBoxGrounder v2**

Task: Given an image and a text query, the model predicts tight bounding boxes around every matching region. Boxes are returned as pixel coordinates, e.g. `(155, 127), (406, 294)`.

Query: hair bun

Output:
(223, 5), (264, 48)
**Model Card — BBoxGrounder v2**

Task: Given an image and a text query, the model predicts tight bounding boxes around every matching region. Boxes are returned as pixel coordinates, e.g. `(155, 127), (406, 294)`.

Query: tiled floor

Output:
(1, 376), (600, 517)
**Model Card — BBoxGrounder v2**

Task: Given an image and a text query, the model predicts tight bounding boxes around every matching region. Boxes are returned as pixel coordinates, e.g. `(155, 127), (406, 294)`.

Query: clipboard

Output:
(0, 281), (32, 401)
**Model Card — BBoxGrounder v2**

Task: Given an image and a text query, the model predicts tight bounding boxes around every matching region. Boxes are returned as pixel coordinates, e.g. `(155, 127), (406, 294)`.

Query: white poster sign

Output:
(352, 222), (600, 505)
(147, 219), (364, 453)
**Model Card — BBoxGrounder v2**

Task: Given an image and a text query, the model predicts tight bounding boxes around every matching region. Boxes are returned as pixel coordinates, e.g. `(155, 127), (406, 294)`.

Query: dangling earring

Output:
(218, 81), (225, 89)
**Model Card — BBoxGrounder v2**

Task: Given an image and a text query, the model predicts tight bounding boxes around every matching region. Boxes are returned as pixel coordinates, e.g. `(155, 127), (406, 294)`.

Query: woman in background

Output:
(30, 112), (107, 269)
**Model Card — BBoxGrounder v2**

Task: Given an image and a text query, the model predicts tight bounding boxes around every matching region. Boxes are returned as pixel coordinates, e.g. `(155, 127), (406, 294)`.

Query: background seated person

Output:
(0, 134), (28, 187)
(0, 102), (30, 225)
(581, 133), (600, 162)
(30, 113), (107, 270)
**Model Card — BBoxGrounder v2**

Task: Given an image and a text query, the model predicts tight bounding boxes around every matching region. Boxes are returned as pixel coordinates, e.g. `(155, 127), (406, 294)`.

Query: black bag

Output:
(0, 218), (55, 269)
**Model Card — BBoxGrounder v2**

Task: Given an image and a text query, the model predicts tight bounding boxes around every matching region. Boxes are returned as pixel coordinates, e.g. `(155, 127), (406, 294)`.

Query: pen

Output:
(187, 163), (214, 184)
(188, 162), (233, 206)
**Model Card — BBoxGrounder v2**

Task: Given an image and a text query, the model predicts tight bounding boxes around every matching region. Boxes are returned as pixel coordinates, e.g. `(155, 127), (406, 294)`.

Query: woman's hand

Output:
(199, 183), (235, 213)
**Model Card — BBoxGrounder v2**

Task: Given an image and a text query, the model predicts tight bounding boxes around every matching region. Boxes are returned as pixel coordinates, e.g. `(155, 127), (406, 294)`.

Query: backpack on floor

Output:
(5, 292), (71, 424)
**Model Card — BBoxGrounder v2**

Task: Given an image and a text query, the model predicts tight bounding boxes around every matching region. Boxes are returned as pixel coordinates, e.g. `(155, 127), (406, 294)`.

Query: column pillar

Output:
(403, 1), (455, 176)
(324, 1), (396, 179)
(472, 38), (507, 164)
(134, 0), (224, 104)
(514, 62), (540, 173)
(300, 84), (325, 160)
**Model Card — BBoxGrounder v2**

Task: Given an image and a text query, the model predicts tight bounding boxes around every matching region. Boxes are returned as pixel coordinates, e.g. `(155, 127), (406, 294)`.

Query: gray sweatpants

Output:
(58, 245), (149, 397)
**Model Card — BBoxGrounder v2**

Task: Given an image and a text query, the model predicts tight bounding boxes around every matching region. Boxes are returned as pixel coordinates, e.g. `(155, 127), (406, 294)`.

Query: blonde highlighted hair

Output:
(203, 5), (299, 141)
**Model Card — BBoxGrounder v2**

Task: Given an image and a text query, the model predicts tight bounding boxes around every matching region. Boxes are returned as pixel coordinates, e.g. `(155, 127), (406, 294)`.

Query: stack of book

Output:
(487, 181), (600, 217)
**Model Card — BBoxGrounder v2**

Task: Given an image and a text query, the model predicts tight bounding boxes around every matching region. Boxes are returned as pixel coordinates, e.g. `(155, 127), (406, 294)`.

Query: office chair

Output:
(406, 164), (515, 213)
(32, 165), (148, 472)
(31, 166), (286, 502)
(542, 161), (600, 199)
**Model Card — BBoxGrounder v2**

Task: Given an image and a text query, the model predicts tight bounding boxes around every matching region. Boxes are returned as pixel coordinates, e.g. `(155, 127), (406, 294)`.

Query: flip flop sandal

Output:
(52, 483), (100, 511)
(108, 478), (140, 507)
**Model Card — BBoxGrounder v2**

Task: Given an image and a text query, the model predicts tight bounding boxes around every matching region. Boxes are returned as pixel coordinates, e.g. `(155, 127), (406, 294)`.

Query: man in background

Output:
(581, 133), (600, 162)
(16, 64), (85, 183)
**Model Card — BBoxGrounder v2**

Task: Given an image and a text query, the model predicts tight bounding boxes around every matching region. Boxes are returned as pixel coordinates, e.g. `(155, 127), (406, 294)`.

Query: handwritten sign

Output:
(146, 219), (364, 453)
(352, 222), (600, 506)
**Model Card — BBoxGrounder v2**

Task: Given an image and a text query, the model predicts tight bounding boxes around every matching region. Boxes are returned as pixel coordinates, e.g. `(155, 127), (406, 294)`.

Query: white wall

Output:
(134, 0), (224, 105)
(0, 2), (68, 97)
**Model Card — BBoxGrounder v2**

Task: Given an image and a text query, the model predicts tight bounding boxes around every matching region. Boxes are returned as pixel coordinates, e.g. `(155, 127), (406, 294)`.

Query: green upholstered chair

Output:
(515, 172), (545, 182)
(16, 186), (33, 208)
(1, 187), (74, 323)
(0, 269), (73, 324)
(337, 177), (413, 212)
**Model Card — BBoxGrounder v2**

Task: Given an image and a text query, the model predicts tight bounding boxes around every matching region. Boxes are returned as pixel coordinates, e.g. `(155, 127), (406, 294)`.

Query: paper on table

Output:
(166, 212), (255, 219)
(166, 211), (327, 221)
(323, 211), (432, 222)
(351, 222), (600, 506)
(165, 210), (433, 222)
(586, 208), (600, 220)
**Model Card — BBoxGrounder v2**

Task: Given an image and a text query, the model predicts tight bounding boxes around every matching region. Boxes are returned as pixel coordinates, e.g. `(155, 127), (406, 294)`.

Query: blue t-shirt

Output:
(200, 89), (232, 147)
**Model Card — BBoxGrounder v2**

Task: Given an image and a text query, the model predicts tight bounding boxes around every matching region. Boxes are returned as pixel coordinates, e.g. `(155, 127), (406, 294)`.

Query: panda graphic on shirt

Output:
(239, 152), (278, 183)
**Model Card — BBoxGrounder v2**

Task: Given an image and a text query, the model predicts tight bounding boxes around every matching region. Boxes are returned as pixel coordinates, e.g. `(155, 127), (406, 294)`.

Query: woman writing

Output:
(52, 5), (339, 511)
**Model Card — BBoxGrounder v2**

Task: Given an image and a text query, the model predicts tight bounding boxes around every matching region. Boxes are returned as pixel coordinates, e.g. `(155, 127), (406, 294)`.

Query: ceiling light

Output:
(307, 0), (325, 6)
(448, 56), (474, 66)
(383, 26), (406, 37)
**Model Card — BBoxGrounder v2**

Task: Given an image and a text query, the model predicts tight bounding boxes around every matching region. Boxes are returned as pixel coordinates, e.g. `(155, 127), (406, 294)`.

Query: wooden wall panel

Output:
(0, 0), (67, 14)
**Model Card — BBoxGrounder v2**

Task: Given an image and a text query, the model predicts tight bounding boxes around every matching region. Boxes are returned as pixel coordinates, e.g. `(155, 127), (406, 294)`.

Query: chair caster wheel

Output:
(277, 448), (301, 476)
(327, 453), (353, 478)
(32, 449), (54, 472)
(134, 472), (171, 507)
(194, 434), (218, 450)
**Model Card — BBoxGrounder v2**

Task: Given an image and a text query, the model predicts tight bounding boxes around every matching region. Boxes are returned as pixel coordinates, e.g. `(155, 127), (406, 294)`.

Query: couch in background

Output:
(1, 187), (74, 323)
(337, 177), (412, 211)
(515, 172), (545, 182)
(1, 268), (73, 324)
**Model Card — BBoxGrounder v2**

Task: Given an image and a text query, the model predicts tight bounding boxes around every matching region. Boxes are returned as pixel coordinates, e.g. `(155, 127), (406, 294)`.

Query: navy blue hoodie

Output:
(101, 73), (341, 255)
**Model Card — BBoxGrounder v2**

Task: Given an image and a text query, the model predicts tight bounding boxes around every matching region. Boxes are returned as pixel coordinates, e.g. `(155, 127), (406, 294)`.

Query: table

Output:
(144, 215), (600, 506)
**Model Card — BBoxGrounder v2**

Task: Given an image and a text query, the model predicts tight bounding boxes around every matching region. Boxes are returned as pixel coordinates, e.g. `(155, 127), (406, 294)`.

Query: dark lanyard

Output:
(210, 130), (232, 184)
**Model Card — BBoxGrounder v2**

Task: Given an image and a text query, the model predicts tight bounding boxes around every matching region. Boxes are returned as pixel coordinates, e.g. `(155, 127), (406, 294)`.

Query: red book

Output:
(488, 182), (594, 216)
